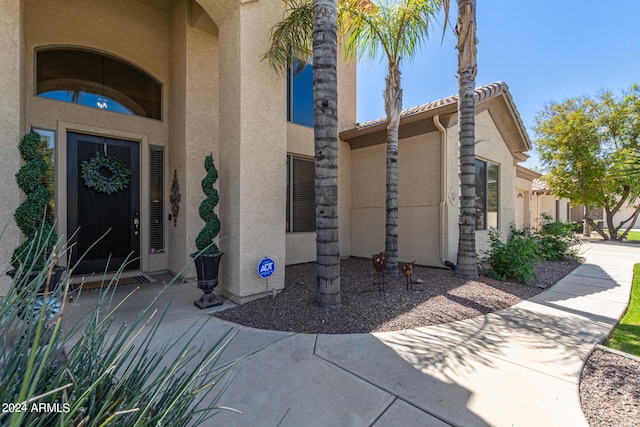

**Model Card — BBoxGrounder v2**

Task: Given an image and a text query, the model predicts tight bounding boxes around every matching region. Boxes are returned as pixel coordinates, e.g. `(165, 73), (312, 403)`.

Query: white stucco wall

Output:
(606, 198), (640, 229)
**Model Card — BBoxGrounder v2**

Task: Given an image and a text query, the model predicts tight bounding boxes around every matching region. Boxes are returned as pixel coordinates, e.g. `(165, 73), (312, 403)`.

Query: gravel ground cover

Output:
(580, 347), (640, 427)
(215, 256), (639, 423)
(215, 257), (579, 334)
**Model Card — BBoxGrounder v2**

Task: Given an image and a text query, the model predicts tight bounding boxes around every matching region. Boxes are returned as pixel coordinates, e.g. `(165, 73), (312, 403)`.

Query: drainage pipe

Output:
(433, 114), (451, 267)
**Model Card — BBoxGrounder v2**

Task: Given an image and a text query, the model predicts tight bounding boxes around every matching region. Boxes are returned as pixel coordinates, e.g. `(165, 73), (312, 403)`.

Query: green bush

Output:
(481, 219), (581, 284)
(482, 227), (540, 284)
(538, 214), (580, 261)
(0, 237), (253, 427)
(570, 221), (584, 234)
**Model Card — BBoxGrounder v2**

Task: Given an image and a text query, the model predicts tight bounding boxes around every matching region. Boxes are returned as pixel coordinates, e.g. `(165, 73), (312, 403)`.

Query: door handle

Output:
(134, 213), (140, 235)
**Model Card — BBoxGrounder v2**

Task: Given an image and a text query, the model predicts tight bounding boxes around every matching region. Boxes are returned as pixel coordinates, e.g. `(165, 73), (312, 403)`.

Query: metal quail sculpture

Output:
(372, 252), (388, 291)
(401, 261), (416, 291)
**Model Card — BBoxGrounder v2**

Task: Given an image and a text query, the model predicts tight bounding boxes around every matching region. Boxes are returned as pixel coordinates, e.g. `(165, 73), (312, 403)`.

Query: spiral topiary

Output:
(11, 131), (57, 270)
(195, 154), (221, 254)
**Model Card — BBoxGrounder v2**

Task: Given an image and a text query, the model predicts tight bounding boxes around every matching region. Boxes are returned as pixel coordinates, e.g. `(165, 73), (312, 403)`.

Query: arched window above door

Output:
(36, 48), (162, 120)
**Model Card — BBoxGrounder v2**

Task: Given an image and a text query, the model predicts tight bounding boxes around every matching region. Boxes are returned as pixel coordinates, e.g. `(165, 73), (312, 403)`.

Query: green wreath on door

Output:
(81, 152), (132, 195)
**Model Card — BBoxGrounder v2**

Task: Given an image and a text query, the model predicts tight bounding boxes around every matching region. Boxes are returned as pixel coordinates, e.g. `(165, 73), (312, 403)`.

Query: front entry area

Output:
(67, 132), (140, 274)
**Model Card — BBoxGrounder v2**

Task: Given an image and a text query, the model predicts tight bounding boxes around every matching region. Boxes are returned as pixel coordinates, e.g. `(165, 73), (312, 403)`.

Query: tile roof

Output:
(355, 81), (511, 130)
(531, 178), (548, 192)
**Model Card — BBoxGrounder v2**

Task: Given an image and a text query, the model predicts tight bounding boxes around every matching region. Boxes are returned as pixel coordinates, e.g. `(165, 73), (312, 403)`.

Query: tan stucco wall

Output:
(284, 124), (314, 265)
(4, 0), (357, 303)
(444, 110), (518, 257)
(216, 0), (288, 303)
(350, 132), (442, 266)
(284, 48), (356, 266)
(475, 110), (517, 253)
(337, 51), (357, 132)
(535, 194), (570, 227)
(168, 0), (219, 278)
(0, 0), (23, 294)
(23, 0), (171, 274)
(537, 195), (555, 222)
(514, 176), (533, 227)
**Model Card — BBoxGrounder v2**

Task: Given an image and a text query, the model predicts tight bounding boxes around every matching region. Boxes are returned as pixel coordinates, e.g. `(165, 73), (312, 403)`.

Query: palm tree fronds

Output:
(263, 0), (314, 74)
(338, 0), (442, 64)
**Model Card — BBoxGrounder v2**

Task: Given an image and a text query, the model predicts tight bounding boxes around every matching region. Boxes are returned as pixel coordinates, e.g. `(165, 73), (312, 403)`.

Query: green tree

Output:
(339, 0), (442, 277)
(264, 0), (341, 309)
(267, 0), (442, 279)
(534, 85), (640, 241)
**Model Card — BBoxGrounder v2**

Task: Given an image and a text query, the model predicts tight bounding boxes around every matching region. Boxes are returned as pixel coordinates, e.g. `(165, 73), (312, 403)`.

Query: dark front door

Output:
(67, 132), (140, 274)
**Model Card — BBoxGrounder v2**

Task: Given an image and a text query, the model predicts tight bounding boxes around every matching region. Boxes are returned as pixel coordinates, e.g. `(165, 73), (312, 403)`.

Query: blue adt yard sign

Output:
(258, 258), (275, 278)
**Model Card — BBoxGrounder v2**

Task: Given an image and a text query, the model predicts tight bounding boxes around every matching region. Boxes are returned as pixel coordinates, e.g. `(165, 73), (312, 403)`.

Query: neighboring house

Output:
(0, 0), (535, 302)
(605, 197), (640, 229)
(514, 165), (542, 229)
(531, 178), (572, 228)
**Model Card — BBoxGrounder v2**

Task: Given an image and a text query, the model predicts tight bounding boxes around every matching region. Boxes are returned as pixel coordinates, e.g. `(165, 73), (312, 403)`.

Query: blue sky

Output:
(356, 0), (640, 169)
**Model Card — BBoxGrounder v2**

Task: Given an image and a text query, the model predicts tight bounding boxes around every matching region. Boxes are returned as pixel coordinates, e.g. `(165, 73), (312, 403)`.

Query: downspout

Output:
(433, 114), (453, 268)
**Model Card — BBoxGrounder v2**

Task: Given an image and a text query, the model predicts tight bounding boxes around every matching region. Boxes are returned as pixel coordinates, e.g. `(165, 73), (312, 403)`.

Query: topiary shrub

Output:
(11, 131), (57, 270)
(195, 154), (221, 255)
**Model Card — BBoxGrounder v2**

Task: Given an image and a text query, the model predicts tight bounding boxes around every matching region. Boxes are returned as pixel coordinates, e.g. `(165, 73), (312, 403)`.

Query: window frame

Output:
(286, 58), (314, 128)
(149, 145), (165, 253)
(35, 47), (163, 120)
(475, 158), (500, 231)
(33, 128), (57, 223)
(286, 154), (316, 233)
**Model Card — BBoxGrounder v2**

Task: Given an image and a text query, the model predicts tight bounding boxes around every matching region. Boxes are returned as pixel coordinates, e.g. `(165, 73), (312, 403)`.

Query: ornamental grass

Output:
(0, 234), (253, 426)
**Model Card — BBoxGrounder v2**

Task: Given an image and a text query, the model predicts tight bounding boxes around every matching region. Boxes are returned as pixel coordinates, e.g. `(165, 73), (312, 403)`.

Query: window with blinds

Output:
(286, 154), (315, 233)
(149, 146), (164, 252)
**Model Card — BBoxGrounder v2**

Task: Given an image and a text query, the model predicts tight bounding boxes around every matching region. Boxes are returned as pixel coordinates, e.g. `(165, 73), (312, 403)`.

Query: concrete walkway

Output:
(66, 240), (639, 427)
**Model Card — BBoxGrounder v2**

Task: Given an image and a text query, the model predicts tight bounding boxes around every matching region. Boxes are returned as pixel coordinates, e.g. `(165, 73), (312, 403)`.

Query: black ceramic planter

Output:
(191, 252), (223, 309)
(6, 265), (66, 294)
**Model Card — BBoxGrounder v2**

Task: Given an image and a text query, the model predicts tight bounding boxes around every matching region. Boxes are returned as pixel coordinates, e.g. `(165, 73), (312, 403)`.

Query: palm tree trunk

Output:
(383, 62), (402, 278)
(313, 0), (341, 309)
(455, 0), (479, 279)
